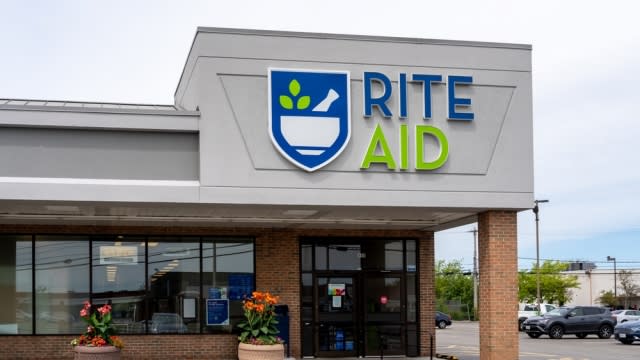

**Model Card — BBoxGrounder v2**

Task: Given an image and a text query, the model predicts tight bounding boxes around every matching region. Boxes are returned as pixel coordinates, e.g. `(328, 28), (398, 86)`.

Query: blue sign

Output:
(206, 299), (229, 326)
(269, 69), (351, 172)
(208, 288), (221, 299)
(228, 273), (254, 300)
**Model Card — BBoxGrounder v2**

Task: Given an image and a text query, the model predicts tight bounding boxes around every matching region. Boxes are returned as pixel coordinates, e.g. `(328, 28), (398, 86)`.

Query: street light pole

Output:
(607, 256), (617, 299)
(533, 199), (549, 307)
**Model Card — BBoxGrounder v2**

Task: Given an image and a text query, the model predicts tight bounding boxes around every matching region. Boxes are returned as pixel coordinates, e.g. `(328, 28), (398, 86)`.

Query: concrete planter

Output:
(237, 342), (284, 360)
(73, 346), (121, 360)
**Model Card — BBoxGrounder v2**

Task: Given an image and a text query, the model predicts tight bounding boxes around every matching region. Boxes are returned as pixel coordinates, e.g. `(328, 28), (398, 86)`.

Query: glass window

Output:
(363, 240), (402, 270)
(301, 243), (313, 271)
(406, 274), (416, 322)
(583, 307), (600, 315)
(328, 244), (360, 271)
(35, 235), (89, 334)
(365, 277), (402, 315)
(147, 237), (200, 334)
(91, 236), (146, 334)
(569, 308), (584, 316)
(202, 238), (254, 333)
(3, 233), (256, 336)
(315, 244), (327, 270)
(301, 273), (313, 321)
(406, 240), (416, 272)
(0, 235), (32, 334)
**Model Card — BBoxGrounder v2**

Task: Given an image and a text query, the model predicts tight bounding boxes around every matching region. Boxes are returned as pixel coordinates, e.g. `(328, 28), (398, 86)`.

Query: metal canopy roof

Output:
(0, 98), (195, 115)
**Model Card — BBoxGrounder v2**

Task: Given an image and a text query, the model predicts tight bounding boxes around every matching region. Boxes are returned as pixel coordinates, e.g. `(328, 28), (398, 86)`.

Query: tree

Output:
(435, 259), (473, 316)
(597, 290), (617, 308)
(518, 260), (580, 305)
(618, 270), (639, 308)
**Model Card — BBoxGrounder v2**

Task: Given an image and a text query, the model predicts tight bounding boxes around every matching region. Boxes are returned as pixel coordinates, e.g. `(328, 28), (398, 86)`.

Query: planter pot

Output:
(237, 342), (284, 360)
(73, 346), (121, 360)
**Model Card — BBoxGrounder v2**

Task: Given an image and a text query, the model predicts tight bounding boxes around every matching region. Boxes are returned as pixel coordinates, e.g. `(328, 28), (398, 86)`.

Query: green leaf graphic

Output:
(289, 79), (301, 97)
(280, 95), (293, 109)
(297, 96), (311, 110)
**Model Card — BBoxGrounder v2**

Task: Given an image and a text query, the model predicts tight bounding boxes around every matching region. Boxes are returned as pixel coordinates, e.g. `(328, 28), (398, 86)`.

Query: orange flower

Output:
(71, 300), (124, 349)
(238, 290), (283, 345)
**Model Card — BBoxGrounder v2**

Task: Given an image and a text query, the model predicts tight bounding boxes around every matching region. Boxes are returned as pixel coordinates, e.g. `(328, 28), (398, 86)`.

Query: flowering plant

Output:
(237, 291), (283, 345)
(70, 301), (124, 349)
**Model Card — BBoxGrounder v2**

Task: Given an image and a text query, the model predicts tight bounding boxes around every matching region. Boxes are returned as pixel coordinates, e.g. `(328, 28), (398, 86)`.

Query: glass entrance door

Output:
(316, 276), (357, 357)
(300, 238), (418, 357)
(363, 274), (404, 356)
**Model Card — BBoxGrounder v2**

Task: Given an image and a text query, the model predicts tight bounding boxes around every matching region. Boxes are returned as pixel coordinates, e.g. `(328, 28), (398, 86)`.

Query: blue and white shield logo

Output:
(269, 69), (351, 172)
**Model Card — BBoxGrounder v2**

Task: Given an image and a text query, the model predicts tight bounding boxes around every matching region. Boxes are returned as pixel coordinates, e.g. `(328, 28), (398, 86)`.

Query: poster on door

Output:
(329, 284), (345, 309)
(328, 284), (345, 296)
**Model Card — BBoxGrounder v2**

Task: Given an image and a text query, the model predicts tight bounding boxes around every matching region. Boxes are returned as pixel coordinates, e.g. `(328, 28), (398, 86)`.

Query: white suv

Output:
(612, 309), (640, 323)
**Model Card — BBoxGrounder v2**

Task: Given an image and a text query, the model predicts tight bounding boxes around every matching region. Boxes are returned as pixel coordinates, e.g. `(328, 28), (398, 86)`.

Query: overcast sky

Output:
(1, 0), (638, 272)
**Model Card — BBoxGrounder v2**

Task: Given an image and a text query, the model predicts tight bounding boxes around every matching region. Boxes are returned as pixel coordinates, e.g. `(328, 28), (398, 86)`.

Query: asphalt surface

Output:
(436, 321), (640, 360)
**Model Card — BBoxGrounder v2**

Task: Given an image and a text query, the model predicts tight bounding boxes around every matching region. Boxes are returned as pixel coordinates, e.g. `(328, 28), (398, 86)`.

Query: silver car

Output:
(150, 313), (188, 333)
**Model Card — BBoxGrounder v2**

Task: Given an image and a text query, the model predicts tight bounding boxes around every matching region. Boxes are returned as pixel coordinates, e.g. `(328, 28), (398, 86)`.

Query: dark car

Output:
(522, 306), (615, 339)
(614, 320), (640, 344)
(436, 311), (452, 329)
(150, 313), (188, 334)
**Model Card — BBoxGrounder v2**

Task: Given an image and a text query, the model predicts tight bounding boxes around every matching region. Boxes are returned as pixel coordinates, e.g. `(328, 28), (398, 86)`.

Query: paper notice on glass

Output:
(183, 298), (196, 319)
(328, 283), (346, 296)
(332, 295), (342, 308)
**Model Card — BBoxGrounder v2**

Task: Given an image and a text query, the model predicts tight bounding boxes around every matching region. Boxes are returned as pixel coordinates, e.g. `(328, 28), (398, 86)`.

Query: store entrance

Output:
(301, 238), (418, 358)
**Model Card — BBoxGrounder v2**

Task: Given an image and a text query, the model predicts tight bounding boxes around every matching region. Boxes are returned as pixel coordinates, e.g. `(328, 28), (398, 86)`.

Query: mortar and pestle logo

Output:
(278, 79), (341, 155)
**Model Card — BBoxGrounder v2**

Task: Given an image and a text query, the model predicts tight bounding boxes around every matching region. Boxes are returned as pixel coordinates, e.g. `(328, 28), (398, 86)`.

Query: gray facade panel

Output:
(183, 30), (533, 210)
(0, 128), (198, 180)
(0, 28), (534, 229)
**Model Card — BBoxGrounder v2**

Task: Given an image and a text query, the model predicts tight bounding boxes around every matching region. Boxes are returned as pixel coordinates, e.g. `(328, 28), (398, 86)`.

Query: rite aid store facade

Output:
(0, 28), (532, 359)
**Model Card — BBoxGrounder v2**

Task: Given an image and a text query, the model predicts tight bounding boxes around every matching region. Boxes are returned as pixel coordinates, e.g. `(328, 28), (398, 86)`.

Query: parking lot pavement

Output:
(435, 321), (640, 360)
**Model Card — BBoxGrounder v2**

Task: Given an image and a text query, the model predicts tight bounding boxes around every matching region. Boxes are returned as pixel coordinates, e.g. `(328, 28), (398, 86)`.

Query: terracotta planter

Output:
(237, 342), (284, 360)
(73, 346), (121, 360)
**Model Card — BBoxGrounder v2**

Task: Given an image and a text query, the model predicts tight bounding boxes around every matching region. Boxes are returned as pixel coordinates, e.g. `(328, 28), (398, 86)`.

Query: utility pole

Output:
(607, 256), (617, 299)
(469, 228), (478, 319)
(533, 199), (549, 308)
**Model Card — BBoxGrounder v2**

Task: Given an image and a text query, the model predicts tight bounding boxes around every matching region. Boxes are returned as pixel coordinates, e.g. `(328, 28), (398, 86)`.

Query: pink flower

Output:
(97, 305), (111, 316)
(80, 308), (88, 317)
(87, 326), (93, 333)
(83, 301), (91, 310)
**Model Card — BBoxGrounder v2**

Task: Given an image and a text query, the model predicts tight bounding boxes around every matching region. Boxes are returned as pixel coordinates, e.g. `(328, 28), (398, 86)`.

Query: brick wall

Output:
(0, 334), (238, 360)
(478, 210), (518, 360)
(255, 230), (301, 358)
(418, 232), (436, 357)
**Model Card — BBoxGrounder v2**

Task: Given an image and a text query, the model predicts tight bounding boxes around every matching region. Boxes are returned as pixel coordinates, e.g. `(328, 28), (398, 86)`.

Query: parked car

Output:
(522, 306), (615, 339)
(614, 320), (640, 344)
(518, 303), (555, 331)
(150, 313), (188, 334)
(436, 311), (452, 329)
(611, 309), (640, 323)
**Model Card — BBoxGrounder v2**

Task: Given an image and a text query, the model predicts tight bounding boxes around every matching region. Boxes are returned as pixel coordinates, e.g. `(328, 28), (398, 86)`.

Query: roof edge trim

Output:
(195, 26), (533, 50)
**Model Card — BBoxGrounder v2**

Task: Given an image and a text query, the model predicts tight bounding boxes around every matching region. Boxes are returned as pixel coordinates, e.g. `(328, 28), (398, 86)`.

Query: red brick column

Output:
(255, 230), (300, 358)
(478, 211), (518, 360)
(419, 231), (435, 357)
